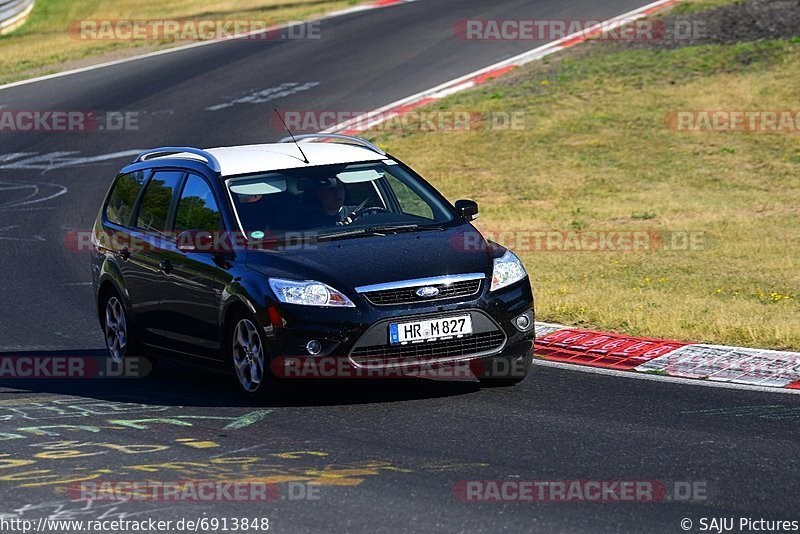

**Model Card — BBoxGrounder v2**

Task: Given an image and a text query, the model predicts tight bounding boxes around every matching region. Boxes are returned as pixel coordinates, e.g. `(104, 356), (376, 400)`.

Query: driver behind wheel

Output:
(303, 177), (352, 228)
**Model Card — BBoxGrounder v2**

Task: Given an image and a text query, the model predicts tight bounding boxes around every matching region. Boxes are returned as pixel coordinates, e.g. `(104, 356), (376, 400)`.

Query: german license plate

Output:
(389, 315), (473, 344)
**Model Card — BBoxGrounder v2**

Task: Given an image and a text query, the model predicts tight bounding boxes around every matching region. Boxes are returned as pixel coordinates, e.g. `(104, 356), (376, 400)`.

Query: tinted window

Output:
(174, 174), (222, 232)
(385, 173), (434, 220)
(136, 171), (183, 233)
(226, 162), (453, 237)
(106, 171), (147, 226)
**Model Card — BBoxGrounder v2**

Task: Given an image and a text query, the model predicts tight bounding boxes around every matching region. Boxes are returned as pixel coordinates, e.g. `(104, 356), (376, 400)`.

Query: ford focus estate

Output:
(91, 134), (535, 397)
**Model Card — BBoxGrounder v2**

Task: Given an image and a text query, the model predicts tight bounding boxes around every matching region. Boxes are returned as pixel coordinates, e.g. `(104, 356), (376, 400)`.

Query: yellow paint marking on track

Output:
(271, 451), (328, 459)
(0, 397), (54, 405)
(175, 438), (220, 449)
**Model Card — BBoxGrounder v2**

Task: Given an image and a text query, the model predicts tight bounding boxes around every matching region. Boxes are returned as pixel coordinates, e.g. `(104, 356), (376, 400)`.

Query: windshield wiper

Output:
(316, 224), (438, 242)
(314, 227), (375, 241)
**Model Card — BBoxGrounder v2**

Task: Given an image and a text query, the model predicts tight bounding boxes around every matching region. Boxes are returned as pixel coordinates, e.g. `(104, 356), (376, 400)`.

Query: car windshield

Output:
(226, 161), (455, 240)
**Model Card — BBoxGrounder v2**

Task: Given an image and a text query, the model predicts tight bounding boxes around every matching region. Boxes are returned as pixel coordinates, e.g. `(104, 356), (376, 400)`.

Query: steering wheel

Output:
(350, 205), (389, 221)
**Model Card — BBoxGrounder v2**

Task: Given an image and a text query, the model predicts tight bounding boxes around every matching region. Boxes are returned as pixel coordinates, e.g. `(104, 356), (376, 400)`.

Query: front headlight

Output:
(490, 250), (527, 292)
(269, 278), (355, 307)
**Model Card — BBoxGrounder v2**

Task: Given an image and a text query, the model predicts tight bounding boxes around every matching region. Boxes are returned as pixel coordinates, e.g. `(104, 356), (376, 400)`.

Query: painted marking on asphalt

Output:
(636, 345), (800, 387)
(0, 1), (418, 92)
(206, 82), (320, 111)
(272, 451), (328, 459)
(106, 418), (193, 430)
(0, 399), (171, 421)
(682, 405), (800, 420)
(0, 182), (68, 211)
(0, 150), (142, 172)
(532, 359), (800, 396)
(0, 223), (46, 243)
(13, 425), (103, 437)
(106, 410), (272, 430)
(0, 151), (77, 170)
(0, 152), (35, 163)
(210, 444), (267, 459)
(0, 451), (482, 490)
(222, 410), (272, 429)
(534, 323), (800, 393)
(0, 498), (174, 522)
(175, 438), (220, 449)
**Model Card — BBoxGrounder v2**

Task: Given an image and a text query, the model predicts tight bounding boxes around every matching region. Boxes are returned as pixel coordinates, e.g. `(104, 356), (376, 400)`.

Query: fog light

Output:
(514, 312), (532, 332)
(305, 340), (322, 355)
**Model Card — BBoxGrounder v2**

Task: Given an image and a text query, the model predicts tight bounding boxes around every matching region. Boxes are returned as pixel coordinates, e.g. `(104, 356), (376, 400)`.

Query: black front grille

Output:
(363, 279), (482, 306)
(350, 331), (505, 367)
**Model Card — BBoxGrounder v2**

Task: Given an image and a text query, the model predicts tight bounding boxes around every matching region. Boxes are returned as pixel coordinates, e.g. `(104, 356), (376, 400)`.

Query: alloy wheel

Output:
(104, 296), (127, 363)
(232, 318), (265, 393)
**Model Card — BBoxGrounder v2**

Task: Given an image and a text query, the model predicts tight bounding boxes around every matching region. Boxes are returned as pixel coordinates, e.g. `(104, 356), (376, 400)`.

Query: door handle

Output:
(158, 260), (173, 274)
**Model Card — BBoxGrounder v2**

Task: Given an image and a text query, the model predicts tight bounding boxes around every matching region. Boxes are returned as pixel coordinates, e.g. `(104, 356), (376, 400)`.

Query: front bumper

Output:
(260, 278), (535, 375)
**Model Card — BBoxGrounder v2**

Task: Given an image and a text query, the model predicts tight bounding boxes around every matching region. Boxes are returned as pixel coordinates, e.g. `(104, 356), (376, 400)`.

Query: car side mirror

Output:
(176, 229), (214, 253)
(455, 199), (479, 221)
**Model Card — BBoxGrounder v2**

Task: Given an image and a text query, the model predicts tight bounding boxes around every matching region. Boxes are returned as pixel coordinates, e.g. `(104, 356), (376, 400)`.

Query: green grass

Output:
(365, 34), (800, 350)
(669, 0), (745, 14)
(0, 0), (363, 84)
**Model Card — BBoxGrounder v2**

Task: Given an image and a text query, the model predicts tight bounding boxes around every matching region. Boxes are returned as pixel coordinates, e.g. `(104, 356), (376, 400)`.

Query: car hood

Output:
(245, 225), (495, 292)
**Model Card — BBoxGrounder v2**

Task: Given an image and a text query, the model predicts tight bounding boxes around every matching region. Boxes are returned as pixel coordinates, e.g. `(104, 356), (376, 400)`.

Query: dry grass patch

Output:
(366, 35), (800, 349)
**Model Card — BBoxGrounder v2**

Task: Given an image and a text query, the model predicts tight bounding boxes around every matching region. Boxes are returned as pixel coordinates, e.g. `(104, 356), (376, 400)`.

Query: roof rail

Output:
(278, 133), (386, 156)
(134, 147), (222, 173)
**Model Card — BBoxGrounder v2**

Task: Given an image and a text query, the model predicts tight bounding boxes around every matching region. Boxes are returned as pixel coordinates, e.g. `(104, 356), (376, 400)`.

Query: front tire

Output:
(227, 310), (275, 398)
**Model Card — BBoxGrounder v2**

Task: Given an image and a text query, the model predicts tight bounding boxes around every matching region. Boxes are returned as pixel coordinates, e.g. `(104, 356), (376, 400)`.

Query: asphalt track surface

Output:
(0, 0), (798, 532)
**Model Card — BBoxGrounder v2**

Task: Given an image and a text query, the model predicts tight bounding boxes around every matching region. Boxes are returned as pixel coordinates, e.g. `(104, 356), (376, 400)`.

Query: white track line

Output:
(0, 0), (419, 91)
(532, 359), (800, 395)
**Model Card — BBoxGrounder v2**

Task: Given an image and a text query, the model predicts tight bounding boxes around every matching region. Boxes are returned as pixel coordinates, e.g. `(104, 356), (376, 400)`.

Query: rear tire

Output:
(102, 291), (135, 362)
(100, 289), (155, 374)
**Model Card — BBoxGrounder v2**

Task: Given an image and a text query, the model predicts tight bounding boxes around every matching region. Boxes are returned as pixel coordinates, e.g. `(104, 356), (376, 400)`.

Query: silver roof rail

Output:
(278, 133), (386, 156)
(134, 147), (222, 173)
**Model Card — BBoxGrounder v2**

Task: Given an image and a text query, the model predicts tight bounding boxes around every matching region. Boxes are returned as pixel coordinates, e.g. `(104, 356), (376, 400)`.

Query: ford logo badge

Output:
(416, 286), (440, 298)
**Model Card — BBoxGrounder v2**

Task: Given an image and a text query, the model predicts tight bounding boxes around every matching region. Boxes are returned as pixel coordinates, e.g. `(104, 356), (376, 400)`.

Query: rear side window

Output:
(174, 174), (222, 232)
(136, 171), (183, 233)
(106, 171), (147, 226)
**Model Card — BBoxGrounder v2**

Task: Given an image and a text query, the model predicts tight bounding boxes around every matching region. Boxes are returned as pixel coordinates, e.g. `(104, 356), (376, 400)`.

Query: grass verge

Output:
(366, 6), (800, 350)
